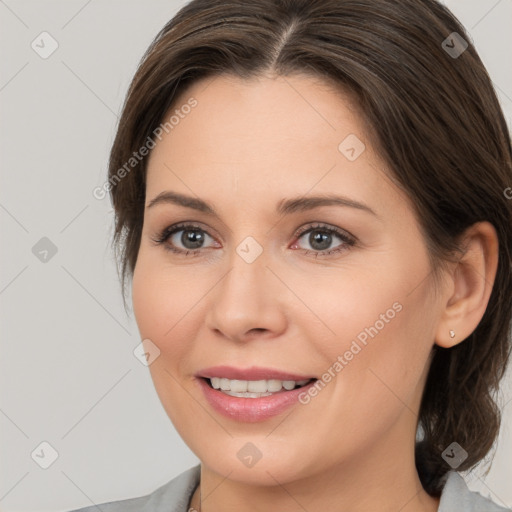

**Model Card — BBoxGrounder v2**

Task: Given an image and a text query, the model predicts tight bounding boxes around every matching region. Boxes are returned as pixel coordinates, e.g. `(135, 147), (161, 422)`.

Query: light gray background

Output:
(1, 1), (511, 511)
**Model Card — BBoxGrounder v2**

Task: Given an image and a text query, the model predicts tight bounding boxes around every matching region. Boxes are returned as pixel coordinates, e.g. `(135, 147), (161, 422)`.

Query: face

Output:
(132, 73), (446, 485)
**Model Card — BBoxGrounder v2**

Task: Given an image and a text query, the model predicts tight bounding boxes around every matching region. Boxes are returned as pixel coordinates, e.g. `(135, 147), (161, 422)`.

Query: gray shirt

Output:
(68, 464), (511, 511)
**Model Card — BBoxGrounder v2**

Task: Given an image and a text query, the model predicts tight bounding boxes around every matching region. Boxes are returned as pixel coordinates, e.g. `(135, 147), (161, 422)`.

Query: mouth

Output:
(195, 367), (319, 422)
(201, 376), (316, 398)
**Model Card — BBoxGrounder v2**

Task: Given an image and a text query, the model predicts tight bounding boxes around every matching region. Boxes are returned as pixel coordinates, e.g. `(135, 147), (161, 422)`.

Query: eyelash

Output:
(151, 222), (357, 258)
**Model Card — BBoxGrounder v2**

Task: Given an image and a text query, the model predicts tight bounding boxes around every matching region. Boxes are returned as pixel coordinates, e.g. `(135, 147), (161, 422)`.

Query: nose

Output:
(204, 245), (288, 343)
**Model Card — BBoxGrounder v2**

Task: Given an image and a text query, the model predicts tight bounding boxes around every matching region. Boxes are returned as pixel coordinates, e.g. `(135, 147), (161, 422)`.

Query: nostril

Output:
(248, 328), (267, 336)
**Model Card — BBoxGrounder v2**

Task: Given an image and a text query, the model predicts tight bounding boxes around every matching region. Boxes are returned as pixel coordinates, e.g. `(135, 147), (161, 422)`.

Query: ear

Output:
(435, 221), (499, 348)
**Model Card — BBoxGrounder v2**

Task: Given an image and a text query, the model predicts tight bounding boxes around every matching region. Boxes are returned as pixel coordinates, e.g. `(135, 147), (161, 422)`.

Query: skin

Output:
(131, 72), (498, 512)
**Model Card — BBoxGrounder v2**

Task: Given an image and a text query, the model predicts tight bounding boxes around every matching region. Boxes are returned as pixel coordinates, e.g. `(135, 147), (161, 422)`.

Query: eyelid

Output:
(294, 222), (356, 243)
(152, 221), (218, 245)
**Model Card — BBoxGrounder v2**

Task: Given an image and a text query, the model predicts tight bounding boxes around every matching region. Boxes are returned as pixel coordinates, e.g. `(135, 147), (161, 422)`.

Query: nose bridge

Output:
(221, 234), (269, 312)
(205, 233), (286, 340)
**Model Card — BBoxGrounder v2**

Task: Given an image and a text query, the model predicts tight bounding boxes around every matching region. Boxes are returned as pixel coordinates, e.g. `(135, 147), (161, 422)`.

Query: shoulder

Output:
(66, 465), (200, 512)
(439, 471), (511, 512)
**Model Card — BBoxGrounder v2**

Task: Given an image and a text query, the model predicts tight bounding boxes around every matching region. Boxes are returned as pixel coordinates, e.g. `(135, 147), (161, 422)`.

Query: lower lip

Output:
(197, 378), (316, 422)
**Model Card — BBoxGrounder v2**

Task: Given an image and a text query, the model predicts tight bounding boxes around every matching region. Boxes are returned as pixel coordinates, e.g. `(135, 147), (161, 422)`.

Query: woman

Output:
(70, 0), (512, 510)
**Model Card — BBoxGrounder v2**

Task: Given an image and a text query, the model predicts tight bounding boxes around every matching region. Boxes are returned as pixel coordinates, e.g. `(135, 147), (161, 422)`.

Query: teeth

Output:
(231, 380), (248, 393)
(209, 377), (310, 395)
(283, 380), (296, 390)
(267, 379), (283, 392)
(247, 380), (267, 393)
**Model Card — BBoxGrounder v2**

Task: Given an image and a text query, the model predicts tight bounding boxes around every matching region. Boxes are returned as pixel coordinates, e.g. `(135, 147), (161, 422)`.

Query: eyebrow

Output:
(147, 191), (378, 218)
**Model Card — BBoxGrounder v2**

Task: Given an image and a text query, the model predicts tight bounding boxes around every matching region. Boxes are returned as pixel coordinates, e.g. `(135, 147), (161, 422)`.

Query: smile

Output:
(195, 367), (318, 422)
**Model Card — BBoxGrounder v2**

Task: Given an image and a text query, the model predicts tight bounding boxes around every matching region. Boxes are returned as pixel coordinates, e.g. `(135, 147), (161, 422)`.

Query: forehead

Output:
(145, 73), (408, 219)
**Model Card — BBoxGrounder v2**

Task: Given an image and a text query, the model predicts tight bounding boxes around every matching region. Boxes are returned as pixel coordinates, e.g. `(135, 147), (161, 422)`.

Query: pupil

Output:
(183, 230), (204, 249)
(310, 231), (331, 250)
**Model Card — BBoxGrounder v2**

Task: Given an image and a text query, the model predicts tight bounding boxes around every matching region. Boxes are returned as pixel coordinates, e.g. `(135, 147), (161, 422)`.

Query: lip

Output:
(196, 365), (315, 381)
(196, 368), (317, 423)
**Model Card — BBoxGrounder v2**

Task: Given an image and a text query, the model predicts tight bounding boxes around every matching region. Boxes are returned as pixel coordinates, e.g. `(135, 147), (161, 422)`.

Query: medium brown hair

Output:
(108, 0), (512, 496)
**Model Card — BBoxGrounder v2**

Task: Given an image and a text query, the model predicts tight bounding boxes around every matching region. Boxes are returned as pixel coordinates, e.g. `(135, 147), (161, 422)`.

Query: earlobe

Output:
(434, 222), (499, 349)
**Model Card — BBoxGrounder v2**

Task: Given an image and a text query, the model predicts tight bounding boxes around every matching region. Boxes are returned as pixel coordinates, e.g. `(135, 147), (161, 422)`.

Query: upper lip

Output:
(197, 366), (316, 381)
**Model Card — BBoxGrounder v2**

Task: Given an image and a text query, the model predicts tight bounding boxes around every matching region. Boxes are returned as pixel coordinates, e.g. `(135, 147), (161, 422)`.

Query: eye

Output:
(291, 223), (356, 257)
(151, 223), (218, 256)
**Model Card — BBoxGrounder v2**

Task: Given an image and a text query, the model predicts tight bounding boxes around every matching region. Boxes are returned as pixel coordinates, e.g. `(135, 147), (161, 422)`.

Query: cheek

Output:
(297, 259), (421, 362)
(303, 256), (436, 427)
(131, 253), (197, 394)
(132, 249), (199, 349)
(132, 261), (168, 343)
